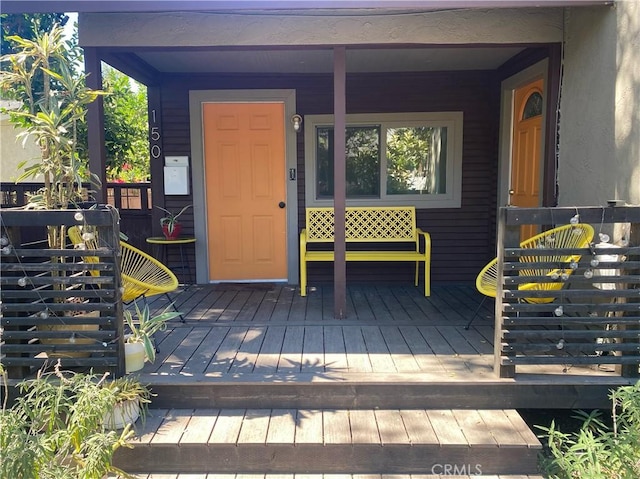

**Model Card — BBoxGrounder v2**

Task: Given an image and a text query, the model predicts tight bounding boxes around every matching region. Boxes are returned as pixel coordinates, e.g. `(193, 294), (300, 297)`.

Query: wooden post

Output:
(84, 48), (107, 205)
(494, 207), (518, 378)
(148, 86), (165, 237)
(621, 220), (640, 378)
(333, 46), (347, 320)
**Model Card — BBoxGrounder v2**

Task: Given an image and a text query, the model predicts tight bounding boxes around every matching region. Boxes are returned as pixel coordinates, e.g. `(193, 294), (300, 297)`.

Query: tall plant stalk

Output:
(0, 22), (105, 249)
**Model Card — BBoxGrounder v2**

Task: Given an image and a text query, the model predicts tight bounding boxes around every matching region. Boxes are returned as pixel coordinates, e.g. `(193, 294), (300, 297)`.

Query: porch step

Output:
(125, 475), (547, 479)
(114, 408), (542, 475)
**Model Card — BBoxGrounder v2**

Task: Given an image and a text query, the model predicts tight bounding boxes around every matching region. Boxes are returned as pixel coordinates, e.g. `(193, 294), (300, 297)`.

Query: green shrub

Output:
(0, 362), (136, 479)
(538, 381), (640, 478)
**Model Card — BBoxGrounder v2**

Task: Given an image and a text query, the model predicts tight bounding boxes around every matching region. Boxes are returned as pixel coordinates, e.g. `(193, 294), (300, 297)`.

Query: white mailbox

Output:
(164, 156), (190, 195)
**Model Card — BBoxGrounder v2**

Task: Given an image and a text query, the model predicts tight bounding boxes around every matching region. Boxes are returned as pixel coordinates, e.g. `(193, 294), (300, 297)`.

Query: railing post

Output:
(621, 220), (640, 378)
(494, 207), (518, 378)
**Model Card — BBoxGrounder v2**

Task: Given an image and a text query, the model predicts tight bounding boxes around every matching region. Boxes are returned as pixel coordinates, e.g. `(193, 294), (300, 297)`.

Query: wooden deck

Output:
(111, 283), (632, 476)
(138, 283), (630, 410)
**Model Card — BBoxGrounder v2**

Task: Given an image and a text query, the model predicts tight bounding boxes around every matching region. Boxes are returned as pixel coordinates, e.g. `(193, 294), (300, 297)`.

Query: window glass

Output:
(386, 126), (447, 195)
(305, 112), (463, 209)
(316, 126), (380, 199)
(522, 91), (543, 120)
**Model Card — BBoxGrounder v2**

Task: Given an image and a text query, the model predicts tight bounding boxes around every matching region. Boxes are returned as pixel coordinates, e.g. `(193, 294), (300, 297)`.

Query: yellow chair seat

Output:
(68, 226), (179, 304)
(476, 223), (595, 303)
(466, 223), (594, 330)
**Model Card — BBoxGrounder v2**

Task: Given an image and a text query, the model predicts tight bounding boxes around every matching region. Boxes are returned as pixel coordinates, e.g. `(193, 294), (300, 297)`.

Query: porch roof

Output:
(2, 0), (614, 14)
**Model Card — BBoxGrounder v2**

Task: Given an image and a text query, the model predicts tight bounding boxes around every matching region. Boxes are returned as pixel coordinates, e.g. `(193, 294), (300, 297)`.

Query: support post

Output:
(84, 48), (107, 204)
(333, 47), (347, 320)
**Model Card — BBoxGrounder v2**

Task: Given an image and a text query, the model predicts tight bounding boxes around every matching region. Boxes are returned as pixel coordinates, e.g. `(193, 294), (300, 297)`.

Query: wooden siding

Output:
(158, 70), (502, 285)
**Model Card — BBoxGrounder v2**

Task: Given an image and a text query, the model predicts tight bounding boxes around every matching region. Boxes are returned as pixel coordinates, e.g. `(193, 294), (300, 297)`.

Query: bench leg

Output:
(414, 260), (430, 297)
(424, 260), (430, 297)
(300, 258), (307, 297)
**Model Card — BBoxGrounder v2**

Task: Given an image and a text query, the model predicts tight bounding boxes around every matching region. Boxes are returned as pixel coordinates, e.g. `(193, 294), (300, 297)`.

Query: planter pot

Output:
(39, 311), (100, 358)
(103, 398), (141, 430)
(162, 222), (182, 240)
(125, 341), (145, 373)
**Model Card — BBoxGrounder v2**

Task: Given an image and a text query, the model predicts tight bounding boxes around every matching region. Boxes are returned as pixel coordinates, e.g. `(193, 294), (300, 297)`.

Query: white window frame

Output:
(304, 112), (463, 208)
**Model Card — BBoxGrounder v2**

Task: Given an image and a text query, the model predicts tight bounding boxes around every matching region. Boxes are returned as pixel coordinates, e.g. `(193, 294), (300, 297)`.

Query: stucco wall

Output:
(559, 2), (640, 207)
(0, 102), (42, 182)
(80, 8), (563, 47)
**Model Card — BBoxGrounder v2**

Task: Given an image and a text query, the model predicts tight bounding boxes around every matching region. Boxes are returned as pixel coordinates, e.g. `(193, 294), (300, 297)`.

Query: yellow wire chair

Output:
(466, 223), (595, 329)
(68, 226), (182, 321)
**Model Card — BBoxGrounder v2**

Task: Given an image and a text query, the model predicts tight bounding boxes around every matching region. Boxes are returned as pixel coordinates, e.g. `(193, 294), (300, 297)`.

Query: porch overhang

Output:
(1, 0), (614, 14)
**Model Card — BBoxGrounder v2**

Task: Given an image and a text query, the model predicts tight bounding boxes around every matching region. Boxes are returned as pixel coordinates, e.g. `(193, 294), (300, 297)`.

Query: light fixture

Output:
(291, 114), (303, 132)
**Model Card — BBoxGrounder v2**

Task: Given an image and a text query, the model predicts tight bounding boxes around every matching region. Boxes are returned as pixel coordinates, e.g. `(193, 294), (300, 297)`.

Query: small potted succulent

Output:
(123, 300), (182, 372)
(102, 375), (153, 430)
(156, 204), (191, 240)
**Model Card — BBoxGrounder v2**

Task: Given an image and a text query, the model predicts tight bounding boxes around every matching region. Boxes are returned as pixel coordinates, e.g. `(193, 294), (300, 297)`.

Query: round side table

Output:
(146, 237), (196, 283)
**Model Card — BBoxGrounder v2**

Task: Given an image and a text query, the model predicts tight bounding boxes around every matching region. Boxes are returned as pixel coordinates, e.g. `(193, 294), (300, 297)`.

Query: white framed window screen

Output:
(304, 112), (463, 208)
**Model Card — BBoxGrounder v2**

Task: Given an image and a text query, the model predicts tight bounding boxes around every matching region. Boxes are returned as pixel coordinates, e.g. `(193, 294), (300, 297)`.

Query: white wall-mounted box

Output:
(164, 156), (190, 195)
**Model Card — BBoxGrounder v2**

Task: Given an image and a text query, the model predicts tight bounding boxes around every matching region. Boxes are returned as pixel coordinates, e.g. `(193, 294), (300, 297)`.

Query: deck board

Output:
(323, 409), (352, 444)
(266, 409), (297, 444)
(278, 325), (304, 373)
(343, 327), (373, 373)
(323, 326), (349, 372)
(180, 327), (229, 374)
(254, 325), (286, 373)
(150, 409), (192, 444)
(361, 326), (396, 372)
(208, 408), (245, 443)
(179, 409), (218, 444)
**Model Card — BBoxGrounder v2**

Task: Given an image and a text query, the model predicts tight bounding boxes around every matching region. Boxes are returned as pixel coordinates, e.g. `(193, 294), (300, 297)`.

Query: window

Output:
(522, 91), (543, 120)
(305, 112), (463, 208)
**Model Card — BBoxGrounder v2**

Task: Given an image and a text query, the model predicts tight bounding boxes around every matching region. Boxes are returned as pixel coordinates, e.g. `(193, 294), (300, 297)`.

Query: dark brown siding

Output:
(157, 70), (501, 286)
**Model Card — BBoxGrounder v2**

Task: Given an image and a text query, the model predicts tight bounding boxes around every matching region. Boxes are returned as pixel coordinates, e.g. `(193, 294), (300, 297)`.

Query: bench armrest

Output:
(416, 228), (431, 256)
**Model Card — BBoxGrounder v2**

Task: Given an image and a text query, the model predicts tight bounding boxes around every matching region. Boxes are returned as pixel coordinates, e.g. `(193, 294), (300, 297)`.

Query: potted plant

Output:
(1, 24), (113, 362)
(123, 300), (182, 372)
(102, 375), (152, 430)
(0, 362), (136, 479)
(155, 204), (191, 240)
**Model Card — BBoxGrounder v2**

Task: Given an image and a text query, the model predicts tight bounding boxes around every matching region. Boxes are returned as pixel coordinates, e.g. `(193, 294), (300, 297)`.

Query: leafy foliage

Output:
(2, 16), (150, 186)
(0, 22), (104, 249)
(0, 363), (136, 479)
(538, 381), (640, 478)
(103, 66), (149, 182)
(124, 300), (182, 364)
(156, 204), (192, 233)
(1, 14), (68, 60)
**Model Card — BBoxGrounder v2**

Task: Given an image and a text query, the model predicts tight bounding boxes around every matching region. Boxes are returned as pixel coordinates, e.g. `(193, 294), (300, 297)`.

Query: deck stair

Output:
(115, 407), (542, 475)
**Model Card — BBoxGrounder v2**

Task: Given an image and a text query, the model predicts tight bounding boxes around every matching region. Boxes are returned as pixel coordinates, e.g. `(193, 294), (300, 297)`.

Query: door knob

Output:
(278, 201), (286, 209)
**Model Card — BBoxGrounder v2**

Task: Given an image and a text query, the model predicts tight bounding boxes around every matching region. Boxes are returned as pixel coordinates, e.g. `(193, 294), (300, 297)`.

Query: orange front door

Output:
(203, 102), (287, 281)
(510, 79), (544, 240)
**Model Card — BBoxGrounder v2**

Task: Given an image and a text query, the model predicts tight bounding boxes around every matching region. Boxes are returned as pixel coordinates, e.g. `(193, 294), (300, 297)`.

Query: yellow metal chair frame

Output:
(466, 223), (595, 329)
(68, 226), (182, 321)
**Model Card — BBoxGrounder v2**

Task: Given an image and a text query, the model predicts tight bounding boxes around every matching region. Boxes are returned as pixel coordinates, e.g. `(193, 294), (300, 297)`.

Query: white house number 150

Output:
(150, 109), (161, 159)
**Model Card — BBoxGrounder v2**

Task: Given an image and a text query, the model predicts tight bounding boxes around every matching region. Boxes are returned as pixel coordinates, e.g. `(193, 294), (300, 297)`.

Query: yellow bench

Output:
(299, 206), (431, 296)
